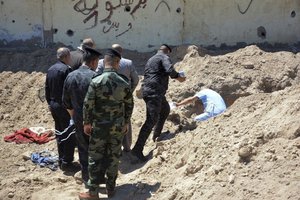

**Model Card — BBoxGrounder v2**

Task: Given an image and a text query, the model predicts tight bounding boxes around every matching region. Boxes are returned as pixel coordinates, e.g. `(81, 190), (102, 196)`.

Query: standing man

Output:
(176, 88), (226, 121)
(131, 44), (186, 162)
(70, 38), (95, 70)
(79, 49), (133, 199)
(97, 44), (139, 152)
(62, 47), (102, 184)
(45, 47), (76, 169)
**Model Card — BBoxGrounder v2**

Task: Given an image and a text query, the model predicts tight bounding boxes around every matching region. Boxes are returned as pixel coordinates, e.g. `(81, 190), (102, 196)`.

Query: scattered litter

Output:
(31, 150), (59, 171)
(4, 128), (55, 144)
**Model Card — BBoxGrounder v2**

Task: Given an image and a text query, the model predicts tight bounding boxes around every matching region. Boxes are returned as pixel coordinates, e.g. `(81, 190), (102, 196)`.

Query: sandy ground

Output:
(0, 44), (299, 200)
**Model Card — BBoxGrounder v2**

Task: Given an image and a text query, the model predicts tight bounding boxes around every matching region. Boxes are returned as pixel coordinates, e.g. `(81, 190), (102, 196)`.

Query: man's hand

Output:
(176, 76), (186, 82)
(84, 124), (92, 136)
(122, 124), (129, 135)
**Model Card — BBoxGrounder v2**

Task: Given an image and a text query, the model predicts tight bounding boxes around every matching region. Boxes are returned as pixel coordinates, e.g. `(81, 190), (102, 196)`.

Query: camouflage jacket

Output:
(83, 68), (133, 127)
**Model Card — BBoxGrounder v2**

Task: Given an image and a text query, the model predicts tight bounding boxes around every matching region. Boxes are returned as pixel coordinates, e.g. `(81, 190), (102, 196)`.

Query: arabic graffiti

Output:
(130, 0), (147, 18)
(155, 0), (170, 13)
(73, 0), (99, 29)
(103, 21), (119, 33)
(116, 23), (132, 37)
(236, 0), (254, 15)
(72, 0), (147, 37)
(73, 0), (98, 15)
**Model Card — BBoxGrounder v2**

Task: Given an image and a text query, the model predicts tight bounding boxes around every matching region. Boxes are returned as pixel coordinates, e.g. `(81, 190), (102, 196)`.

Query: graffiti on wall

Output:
(73, 0), (99, 29)
(72, 0), (147, 37)
(155, 0), (170, 12)
(236, 0), (254, 14)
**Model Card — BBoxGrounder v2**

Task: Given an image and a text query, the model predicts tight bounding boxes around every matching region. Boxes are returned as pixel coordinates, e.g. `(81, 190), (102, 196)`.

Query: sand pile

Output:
(0, 45), (299, 200)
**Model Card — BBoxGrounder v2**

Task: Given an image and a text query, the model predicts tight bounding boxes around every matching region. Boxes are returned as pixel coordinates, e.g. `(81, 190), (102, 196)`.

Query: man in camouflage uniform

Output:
(97, 44), (139, 152)
(79, 49), (133, 199)
(62, 47), (102, 184)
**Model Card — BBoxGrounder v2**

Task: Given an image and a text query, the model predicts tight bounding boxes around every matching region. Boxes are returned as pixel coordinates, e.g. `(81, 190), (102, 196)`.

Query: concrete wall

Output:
(183, 0), (300, 47)
(0, 0), (299, 52)
(0, 0), (43, 46)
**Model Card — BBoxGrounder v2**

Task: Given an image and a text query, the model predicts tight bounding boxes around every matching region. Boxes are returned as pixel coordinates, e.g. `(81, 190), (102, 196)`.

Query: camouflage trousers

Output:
(87, 122), (124, 192)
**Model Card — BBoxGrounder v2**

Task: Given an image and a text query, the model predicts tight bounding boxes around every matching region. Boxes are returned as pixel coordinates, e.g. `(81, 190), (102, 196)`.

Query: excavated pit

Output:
(0, 44), (300, 200)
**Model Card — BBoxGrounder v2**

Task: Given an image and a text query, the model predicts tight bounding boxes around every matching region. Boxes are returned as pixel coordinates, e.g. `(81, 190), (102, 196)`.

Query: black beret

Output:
(161, 44), (172, 52)
(105, 48), (121, 59)
(83, 46), (102, 57)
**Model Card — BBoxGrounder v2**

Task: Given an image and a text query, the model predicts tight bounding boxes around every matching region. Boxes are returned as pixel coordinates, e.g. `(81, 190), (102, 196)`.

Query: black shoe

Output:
(131, 149), (148, 162)
(60, 162), (80, 171)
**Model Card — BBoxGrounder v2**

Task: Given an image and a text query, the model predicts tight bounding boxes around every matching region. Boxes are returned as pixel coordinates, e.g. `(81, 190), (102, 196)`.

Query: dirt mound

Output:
(0, 45), (299, 200)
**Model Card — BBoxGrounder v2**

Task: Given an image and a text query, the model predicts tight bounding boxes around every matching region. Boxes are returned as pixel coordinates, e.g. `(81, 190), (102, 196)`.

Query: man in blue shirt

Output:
(176, 88), (226, 121)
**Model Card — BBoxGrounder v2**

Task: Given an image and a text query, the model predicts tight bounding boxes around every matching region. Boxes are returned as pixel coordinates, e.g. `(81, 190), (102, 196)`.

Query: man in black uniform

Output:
(70, 38), (95, 70)
(45, 47), (76, 169)
(131, 44), (186, 162)
(62, 47), (102, 183)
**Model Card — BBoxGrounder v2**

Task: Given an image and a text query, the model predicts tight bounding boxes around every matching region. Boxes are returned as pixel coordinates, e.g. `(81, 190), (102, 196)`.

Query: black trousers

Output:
(133, 95), (170, 152)
(75, 121), (90, 182)
(49, 101), (75, 164)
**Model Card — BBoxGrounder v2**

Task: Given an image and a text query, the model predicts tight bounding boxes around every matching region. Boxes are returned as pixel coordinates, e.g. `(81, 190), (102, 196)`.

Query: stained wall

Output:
(0, 0), (299, 51)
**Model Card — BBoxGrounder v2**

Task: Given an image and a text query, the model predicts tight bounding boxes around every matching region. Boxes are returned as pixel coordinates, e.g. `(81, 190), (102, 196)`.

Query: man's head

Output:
(81, 38), (95, 48)
(83, 46), (102, 70)
(112, 44), (123, 55)
(159, 44), (172, 55)
(57, 47), (71, 65)
(104, 48), (121, 70)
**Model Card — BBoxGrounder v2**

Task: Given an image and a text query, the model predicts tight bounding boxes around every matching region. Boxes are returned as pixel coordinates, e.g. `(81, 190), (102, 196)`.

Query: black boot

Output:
(131, 148), (148, 162)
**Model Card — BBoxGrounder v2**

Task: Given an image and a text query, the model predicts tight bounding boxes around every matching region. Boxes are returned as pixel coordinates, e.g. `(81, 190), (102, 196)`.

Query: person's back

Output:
(70, 49), (84, 70)
(196, 89), (226, 115)
(96, 44), (138, 152)
(118, 58), (133, 80)
(88, 69), (131, 122)
(97, 58), (135, 84)
(96, 45), (139, 92)
(131, 44), (186, 162)
(70, 38), (95, 70)
(142, 51), (176, 97)
(45, 47), (75, 169)
(46, 62), (71, 104)
(63, 66), (95, 122)
(80, 49), (133, 199)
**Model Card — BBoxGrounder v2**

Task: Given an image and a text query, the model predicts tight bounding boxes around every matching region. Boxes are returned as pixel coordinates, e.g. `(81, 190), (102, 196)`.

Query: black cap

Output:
(160, 44), (172, 52)
(83, 46), (102, 57)
(105, 48), (121, 59)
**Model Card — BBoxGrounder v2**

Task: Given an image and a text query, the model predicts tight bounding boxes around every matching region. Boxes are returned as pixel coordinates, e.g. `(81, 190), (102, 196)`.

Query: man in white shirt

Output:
(176, 88), (226, 121)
